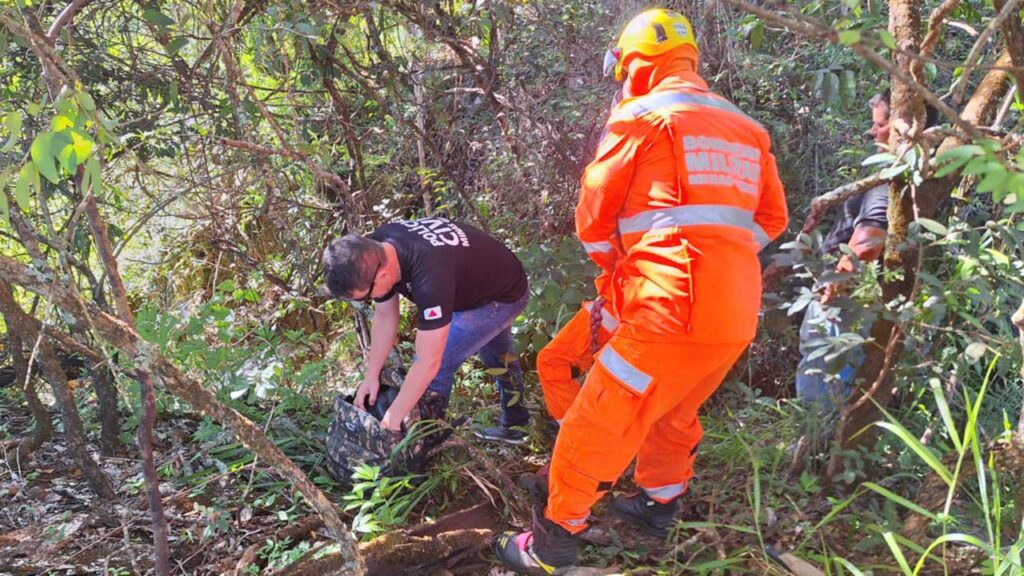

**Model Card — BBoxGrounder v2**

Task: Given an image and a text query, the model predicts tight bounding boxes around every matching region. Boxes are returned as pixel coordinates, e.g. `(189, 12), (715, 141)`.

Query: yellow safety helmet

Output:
(603, 8), (699, 81)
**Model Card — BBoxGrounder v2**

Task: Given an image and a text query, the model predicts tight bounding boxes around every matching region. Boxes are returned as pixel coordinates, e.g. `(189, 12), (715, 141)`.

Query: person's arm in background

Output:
(354, 294), (400, 409)
(823, 184), (888, 303)
(380, 324), (450, 431)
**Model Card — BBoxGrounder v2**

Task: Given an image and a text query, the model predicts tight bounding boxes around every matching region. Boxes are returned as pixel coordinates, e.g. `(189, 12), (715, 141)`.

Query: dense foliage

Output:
(1, 0), (1023, 574)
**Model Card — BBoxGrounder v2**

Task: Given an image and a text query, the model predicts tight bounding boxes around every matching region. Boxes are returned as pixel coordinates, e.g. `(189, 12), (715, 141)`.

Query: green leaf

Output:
(875, 421), (953, 485)
(78, 92), (96, 112)
(85, 156), (102, 196)
(840, 69), (856, 107)
(878, 29), (896, 50)
(916, 218), (948, 236)
(166, 36), (189, 56)
(863, 152), (897, 167)
(2, 111), (22, 152)
(15, 162), (34, 211)
(70, 129), (94, 162)
(749, 21), (764, 50)
(965, 342), (986, 360)
(51, 131), (77, 173)
(51, 115), (74, 131)
(142, 8), (175, 26)
(838, 30), (861, 45)
(30, 131), (60, 183)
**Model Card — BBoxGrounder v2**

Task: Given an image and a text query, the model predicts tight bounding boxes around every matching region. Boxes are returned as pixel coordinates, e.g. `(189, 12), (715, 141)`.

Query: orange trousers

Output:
(544, 334), (747, 533)
(536, 302), (615, 421)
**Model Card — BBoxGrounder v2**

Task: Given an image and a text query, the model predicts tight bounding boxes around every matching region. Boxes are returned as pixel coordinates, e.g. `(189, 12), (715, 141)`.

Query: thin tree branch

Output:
(921, 0), (961, 58)
(955, 0), (1024, 103)
(719, 0), (986, 141)
(47, 0), (94, 40)
(83, 194), (170, 576)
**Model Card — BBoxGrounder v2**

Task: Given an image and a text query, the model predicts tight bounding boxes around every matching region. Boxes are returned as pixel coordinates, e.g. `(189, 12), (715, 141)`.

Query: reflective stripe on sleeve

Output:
(583, 301), (620, 333)
(598, 345), (652, 394)
(753, 223), (771, 250)
(581, 240), (614, 255)
(622, 91), (762, 129)
(644, 481), (687, 501)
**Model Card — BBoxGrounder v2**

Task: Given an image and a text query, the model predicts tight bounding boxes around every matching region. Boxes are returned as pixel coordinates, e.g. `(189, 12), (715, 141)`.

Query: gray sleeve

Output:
(854, 184), (889, 230)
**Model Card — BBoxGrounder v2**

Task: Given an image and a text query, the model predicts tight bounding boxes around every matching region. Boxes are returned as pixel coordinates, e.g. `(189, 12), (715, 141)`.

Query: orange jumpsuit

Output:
(545, 53), (788, 533)
(536, 297), (618, 422)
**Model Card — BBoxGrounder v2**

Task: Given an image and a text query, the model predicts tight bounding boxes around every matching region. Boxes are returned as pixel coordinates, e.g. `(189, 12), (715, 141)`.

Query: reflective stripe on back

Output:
(622, 91), (762, 128)
(617, 204), (757, 237)
(598, 345), (652, 394)
(582, 240), (614, 255)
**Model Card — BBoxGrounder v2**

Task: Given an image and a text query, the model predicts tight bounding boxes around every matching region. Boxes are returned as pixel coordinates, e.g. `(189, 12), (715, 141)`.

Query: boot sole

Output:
(473, 430), (528, 446)
(609, 502), (671, 540)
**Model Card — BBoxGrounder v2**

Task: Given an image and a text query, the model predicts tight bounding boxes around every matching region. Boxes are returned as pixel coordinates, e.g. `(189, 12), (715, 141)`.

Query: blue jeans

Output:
(796, 299), (870, 412)
(426, 289), (530, 428)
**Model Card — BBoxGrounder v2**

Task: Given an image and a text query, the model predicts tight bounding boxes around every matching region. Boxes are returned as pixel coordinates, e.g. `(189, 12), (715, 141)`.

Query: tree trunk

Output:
(84, 192), (168, 575)
(91, 363), (122, 456)
(826, 48), (1015, 483)
(0, 283), (53, 458)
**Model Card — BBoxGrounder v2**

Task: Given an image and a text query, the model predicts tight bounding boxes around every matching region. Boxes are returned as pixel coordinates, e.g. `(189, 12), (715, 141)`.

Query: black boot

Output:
(610, 492), (679, 539)
(493, 508), (577, 575)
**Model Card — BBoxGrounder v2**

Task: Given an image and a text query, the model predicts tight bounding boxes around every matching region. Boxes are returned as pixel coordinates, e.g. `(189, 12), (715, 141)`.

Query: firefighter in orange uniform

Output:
(495, 8), (788, 574)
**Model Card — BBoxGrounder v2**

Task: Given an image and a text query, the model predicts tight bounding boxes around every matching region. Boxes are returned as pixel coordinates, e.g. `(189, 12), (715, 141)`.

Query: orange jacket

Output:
(576, 55), (788, 343)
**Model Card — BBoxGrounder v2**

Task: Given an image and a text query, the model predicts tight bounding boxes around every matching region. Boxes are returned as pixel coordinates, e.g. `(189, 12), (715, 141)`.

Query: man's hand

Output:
(355, 377), (380, 410)
(380, 409), (404, 432)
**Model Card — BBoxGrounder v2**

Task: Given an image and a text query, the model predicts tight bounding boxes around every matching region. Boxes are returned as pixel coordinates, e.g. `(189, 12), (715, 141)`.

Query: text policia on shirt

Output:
(399, 218), (471, 248)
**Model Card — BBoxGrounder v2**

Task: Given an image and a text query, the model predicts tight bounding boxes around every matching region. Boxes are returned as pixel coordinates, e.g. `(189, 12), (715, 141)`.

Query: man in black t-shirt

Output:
(796, 92), (891, 410)
(323, 217), (531, 444)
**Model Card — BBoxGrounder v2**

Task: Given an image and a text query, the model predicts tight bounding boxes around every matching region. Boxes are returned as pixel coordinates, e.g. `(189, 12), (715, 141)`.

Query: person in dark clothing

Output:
(323, 217), (531, 444)
(796, 92), (891, 409)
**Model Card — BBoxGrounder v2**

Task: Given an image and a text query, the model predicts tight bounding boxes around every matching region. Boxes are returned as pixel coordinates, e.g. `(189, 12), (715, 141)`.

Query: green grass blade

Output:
(875, 421), (953, 485)
(882, 532), (914, 575)
(913, 533), (995, 575)
(862, 482), (940, 521)
(929, 378), (962, 451)
(833, 557), (867, 576)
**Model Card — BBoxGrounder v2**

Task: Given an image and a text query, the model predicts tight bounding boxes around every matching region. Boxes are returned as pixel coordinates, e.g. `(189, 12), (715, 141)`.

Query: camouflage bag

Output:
(325, 370), (449, 485)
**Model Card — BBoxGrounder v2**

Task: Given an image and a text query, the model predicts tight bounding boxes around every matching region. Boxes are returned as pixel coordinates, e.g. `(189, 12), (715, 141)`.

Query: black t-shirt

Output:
(822, 184), (889, 253)
(370, 218), (528, 330)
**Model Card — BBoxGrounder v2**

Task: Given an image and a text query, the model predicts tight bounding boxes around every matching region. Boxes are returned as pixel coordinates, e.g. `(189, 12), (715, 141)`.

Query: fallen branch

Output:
(802, 174), (889, 234)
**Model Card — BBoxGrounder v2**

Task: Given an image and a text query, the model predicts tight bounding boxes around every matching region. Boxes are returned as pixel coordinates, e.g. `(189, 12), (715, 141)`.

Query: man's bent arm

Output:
(381, 324), (450, 429)
(365, 295), (400, 380)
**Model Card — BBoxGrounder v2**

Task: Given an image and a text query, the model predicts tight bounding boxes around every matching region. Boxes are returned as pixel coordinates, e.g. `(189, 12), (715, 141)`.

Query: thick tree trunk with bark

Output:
(0, 282), (53, 457)
(90, 364), (121, 456)
(826, 46), (1015, 482)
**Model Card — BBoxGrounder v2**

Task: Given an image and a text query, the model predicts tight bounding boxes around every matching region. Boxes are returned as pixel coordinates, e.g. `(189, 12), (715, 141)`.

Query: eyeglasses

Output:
(349, 262), (382, 304)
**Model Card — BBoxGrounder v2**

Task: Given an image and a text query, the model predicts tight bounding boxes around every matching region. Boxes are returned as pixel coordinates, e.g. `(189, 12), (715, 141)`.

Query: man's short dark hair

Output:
(323, 235), (385, 298)
(870, 89), (940, 127)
